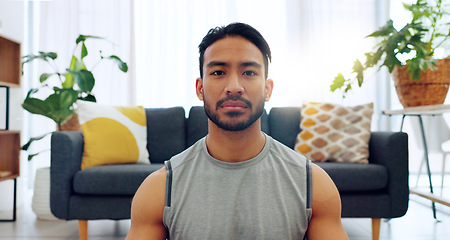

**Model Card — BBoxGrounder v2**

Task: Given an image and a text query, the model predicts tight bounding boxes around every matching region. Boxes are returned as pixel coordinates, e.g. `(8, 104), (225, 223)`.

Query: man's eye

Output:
(243, 71), (256, 76)
(211, 71), (225, 76)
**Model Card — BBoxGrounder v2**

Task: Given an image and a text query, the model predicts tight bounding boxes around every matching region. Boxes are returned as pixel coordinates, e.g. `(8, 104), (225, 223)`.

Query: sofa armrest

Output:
(50, 131), (84, 219)
(368, 131), (409, 217)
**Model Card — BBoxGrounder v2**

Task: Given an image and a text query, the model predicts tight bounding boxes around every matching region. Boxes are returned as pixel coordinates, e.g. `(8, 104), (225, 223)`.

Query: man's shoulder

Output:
(267, 135), (308, 166)
(168, 137), (206, 169)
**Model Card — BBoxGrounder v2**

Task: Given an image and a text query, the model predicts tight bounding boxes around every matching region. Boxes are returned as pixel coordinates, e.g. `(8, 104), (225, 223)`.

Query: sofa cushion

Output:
(295, 102), (373, 163)
(315, 162), (388, 192)
(77, 101), (150, 170)
(73, 164), (165, 195)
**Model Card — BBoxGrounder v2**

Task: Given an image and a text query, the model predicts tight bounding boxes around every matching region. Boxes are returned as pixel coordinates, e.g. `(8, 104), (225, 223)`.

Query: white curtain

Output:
(29, 0), (389, 121)
(26, 0), (388, 171)
(134, 0), (387, 114)
(36, 0), (134, 105)
(24, 0), (134, 173)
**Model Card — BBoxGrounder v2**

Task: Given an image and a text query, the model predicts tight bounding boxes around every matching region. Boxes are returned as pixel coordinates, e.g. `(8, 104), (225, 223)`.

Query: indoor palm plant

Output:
(21, 34), (128, 159)
(330, 0), (449, 107)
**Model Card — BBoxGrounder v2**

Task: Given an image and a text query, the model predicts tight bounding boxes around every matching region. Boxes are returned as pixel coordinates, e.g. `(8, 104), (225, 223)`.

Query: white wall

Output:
(0, 0), (25, 212)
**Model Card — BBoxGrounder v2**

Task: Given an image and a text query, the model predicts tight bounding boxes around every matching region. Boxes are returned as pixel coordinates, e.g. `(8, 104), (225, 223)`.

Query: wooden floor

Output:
(0, 174), (449, 240)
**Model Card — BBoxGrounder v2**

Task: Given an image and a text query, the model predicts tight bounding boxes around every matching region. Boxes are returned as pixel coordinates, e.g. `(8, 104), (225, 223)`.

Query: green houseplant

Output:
(22, 35), (128, 159)
(330, 0), (449, 105)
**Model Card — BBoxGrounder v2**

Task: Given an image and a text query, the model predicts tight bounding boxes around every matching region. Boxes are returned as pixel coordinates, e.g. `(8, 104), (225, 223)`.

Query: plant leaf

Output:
(406, 58), (422, 81)
(21, 132), (53, 151)
(69, 69), (95, 92)
(107, 55), (128, 72)
(45, 52), (58, 60)
(22, 52), (58, 64)
(330, 73), (347, 92)
(352, 59), (364, 87)
(57, 88), (79, 109)
(27, 152), (40, 161)
(76, 34), (104, 44)
(81, 42), (88, 59)
(39, 73), (53, 83)
(69, 56), (78, 71)
(62, 72), (76, 89)
(78, 94), (97, 102)
(68, 56), (87, 72)
(364, 48), (383, 68)
(366, 20), (395, 38)
(22, 97), (53, 119)
(64, 56), (87, 89)
(382, 53), (402, 73)
(344, 84), (352, 94)
(22, 88), (77, 125)
(26, 149), (50, 161)
(24, 89), (34, 98)
(22, 52), (57, 75)
(44, 92), (76, 124)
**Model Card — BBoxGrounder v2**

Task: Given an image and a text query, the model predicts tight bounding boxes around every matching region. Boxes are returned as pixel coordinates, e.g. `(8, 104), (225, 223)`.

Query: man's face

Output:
(196, 36), (273, 131)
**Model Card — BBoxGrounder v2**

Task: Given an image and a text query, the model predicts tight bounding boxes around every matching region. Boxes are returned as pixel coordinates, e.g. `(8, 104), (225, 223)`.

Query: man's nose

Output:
(225, 73), (244, 95)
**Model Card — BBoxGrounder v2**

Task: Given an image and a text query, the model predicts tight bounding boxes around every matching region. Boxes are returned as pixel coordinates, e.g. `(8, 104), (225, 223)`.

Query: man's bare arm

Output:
(126, 168), (167, 240)
(307, 163), (349, 240)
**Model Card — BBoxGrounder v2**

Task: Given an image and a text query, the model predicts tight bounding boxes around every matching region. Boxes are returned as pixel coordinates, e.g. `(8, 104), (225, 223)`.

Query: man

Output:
(126, 22), (348, 239)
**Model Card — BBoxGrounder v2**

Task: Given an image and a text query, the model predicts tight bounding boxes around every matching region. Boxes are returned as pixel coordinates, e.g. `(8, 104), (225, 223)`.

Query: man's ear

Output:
(196, 78), (204, 101)
(265, 78), (274, 102)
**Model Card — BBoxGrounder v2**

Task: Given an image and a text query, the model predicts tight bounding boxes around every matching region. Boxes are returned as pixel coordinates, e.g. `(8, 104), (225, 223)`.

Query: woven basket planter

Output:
(392, 58), (450, 108)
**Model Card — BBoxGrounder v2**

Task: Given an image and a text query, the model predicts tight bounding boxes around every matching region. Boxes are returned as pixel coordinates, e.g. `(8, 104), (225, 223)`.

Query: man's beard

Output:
(204, 94), (264, 132)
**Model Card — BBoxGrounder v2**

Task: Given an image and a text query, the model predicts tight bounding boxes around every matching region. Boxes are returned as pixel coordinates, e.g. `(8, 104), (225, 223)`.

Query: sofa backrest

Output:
(145, 106), (296, 163)
(268, 107), (301, 149)
(146, 107), (186, 164)
(186, 106), (270, 148)
(186, 107), (209, 147)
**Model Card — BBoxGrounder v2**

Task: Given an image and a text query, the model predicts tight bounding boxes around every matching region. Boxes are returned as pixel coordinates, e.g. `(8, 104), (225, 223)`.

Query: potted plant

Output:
(22, 35), (128, 220)
(330, 0), (449, 107)
(21, 34), (128, 159)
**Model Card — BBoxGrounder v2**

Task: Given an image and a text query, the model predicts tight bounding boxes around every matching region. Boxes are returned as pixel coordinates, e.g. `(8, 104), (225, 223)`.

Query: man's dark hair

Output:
(198, 22), (272, 79)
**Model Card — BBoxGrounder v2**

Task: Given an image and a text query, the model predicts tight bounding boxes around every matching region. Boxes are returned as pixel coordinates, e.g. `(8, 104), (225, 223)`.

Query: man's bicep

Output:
(307, 164), (349, 240)
(126, 168), (167, 240)
(127, 224), (166, 240)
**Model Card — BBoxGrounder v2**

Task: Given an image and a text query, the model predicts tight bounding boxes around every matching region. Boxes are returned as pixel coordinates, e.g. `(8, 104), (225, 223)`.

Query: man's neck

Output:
(205, 120), (266, 163)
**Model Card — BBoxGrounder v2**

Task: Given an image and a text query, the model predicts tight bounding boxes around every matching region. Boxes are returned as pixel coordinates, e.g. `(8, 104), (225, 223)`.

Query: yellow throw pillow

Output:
(295, 102), (373, 163)
(77, 100), (150, 170)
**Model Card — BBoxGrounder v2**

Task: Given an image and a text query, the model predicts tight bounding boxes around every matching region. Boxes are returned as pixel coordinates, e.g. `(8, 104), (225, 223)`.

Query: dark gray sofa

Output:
(50, 106), (409, 240)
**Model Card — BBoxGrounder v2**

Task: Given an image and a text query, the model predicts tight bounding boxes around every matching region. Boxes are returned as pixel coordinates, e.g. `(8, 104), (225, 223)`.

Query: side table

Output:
(382, 104), (450, 220)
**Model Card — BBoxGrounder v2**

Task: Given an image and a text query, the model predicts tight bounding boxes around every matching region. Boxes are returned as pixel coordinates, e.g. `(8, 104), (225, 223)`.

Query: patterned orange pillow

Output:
(295, 102), (373, 163)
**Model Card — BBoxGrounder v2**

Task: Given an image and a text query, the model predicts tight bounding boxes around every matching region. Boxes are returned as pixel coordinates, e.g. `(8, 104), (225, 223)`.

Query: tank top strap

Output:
(306, 159), (312, 209)
(164, 160), (173, 207)
(164, 160), (173, 239)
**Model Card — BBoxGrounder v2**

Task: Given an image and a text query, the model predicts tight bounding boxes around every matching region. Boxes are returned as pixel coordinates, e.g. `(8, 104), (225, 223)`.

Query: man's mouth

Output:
(220, 100), (248, 110)
(216, 96), (252, 110)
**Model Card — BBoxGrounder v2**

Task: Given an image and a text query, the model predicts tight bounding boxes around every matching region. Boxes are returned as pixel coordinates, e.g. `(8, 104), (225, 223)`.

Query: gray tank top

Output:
(163, 134), (312, 239)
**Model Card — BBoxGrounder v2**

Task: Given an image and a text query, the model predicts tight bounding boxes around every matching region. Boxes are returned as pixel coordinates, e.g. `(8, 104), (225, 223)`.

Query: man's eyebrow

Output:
(206, 61), (228, 68)
(206, 61), (262, 69)
(241, 62), (262, 69)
